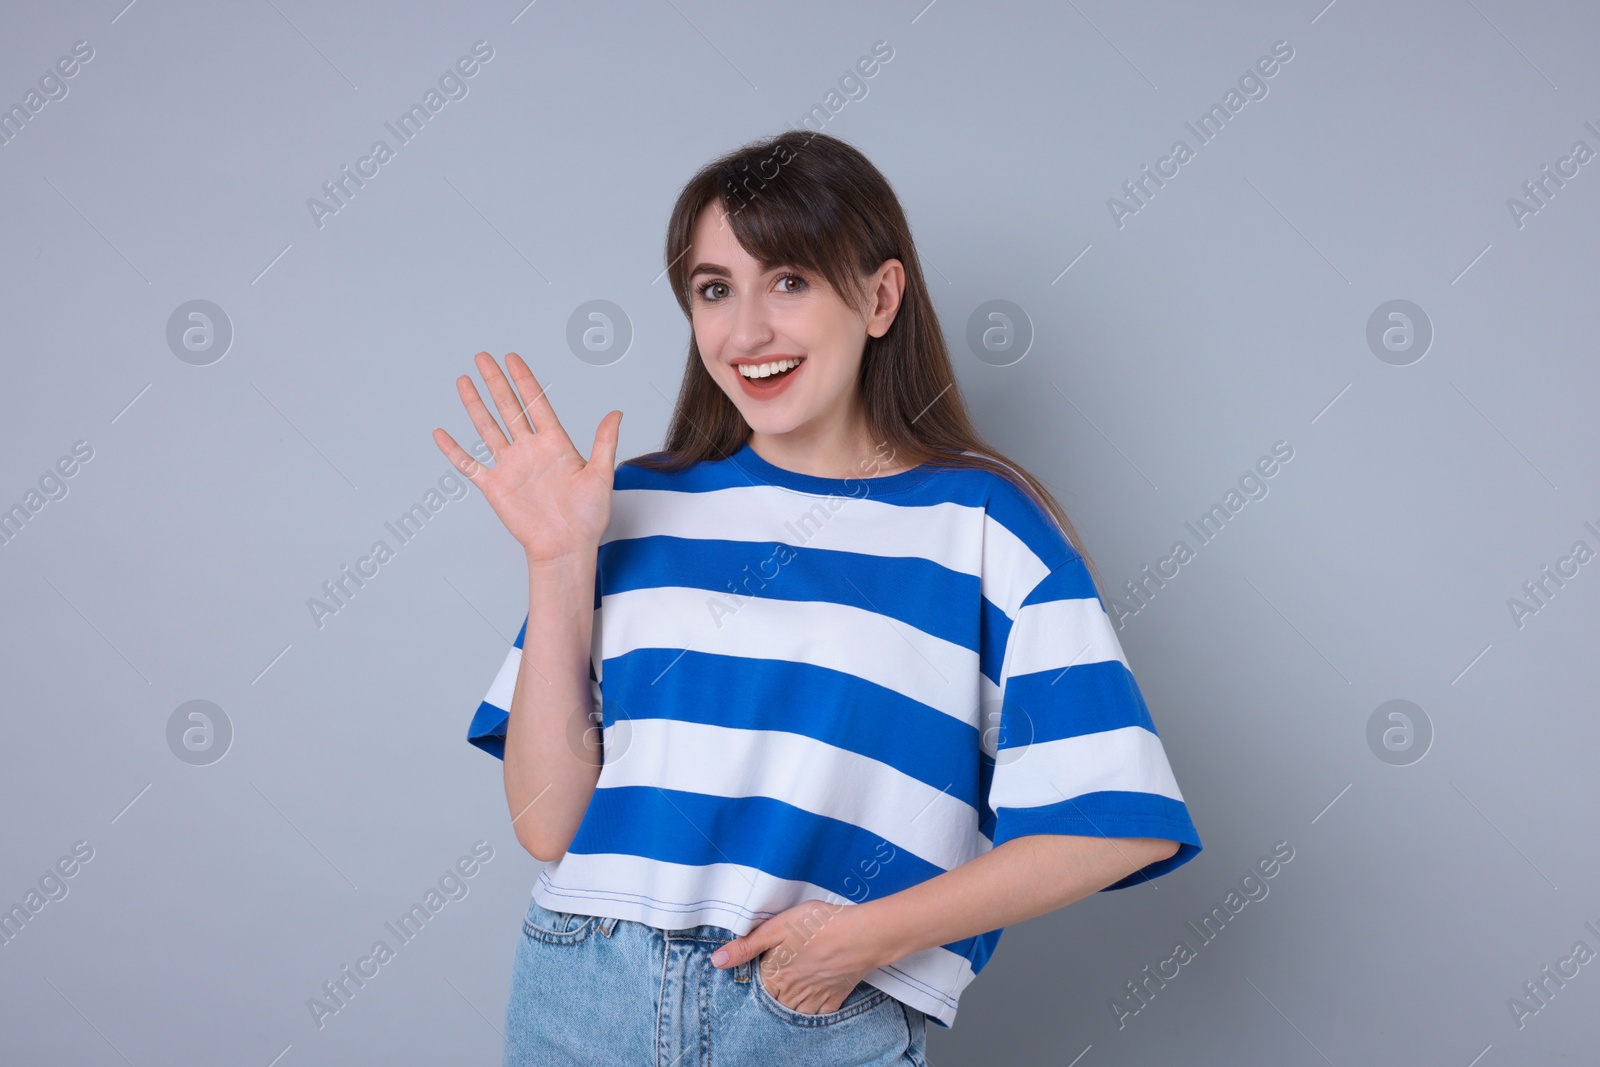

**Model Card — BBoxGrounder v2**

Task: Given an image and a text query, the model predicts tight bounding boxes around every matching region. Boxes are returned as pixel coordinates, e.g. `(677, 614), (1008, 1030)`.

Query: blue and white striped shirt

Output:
(467, 440), (1202, 1028)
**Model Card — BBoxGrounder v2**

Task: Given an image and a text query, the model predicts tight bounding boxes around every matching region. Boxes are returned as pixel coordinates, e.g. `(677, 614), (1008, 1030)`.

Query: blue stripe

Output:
(600, 648), (981, 801)
(980, 596), (1013, 688)
(467, 701), (507, 758)
(976, 752), (997, 842)
(992, 790), (1202, 888)
(572, 786), (941, 891)
(960, 930), (1003, 975)
(1103, 841), (1201, 890)
(570, 785), (997, 962)
(997, 660), (1157, 747)
(1025, 557), (1098, 604)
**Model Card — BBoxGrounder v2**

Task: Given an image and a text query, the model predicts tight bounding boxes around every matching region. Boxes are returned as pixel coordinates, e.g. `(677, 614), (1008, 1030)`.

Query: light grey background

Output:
(3, 0), (1597, 1063)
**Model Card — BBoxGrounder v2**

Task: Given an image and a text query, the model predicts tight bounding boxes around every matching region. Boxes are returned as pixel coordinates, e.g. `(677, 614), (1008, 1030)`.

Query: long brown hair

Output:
(628, 129), (1106, 597)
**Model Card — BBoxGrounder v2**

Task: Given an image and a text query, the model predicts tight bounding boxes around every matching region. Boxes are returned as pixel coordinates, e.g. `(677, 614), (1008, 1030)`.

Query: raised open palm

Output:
(433, 352), (621, 563)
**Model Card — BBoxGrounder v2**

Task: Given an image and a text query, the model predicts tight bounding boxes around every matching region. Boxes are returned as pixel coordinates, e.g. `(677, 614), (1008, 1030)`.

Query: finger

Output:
(432, 427), (489, 487)
(503, 352), (569, 448)
(477, 351), (537, 442)
(711, 931), (764, 969)
(456, 367), (511, 457)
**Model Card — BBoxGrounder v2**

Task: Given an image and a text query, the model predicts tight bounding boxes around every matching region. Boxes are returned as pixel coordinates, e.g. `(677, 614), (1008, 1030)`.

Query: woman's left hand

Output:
(710, 899), (880, 1015)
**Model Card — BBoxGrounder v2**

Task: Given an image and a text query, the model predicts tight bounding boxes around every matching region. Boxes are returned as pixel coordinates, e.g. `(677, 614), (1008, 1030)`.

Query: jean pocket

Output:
(752, 962), (891, 1027)
(521, 899), (601, 945)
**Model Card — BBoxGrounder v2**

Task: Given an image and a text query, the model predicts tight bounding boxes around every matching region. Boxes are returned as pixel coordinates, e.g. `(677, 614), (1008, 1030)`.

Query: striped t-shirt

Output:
(467, 439), (1202, 1028)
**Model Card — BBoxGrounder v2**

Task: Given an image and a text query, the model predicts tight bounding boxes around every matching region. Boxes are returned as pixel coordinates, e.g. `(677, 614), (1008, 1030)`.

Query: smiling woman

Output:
(435, 129), (1202, 1067)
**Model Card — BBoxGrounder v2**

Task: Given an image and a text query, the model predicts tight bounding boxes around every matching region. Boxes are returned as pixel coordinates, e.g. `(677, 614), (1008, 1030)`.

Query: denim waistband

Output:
(647, 918), (740, 943)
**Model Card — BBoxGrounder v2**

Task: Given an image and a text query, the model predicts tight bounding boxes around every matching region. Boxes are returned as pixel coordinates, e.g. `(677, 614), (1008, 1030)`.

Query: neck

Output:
(746, 429), (908, 480)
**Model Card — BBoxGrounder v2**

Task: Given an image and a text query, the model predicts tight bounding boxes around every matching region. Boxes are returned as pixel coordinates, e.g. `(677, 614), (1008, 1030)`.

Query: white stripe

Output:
(595, 718), (987, 871)
(535, 852), (834, 926)
(605, 486), (985, 567)
(482, 645), (520, 711)
(607, 486), (1052, 624)
(980, 511), (1053, 615)
(532, 856), (976, 1027)
(1004, 596), (1128, 679)
(868, 947), (976, 1028)
(597, 585), (984, 725)
(987, 725), (1185, 809)
(481, 598), (1013, 743)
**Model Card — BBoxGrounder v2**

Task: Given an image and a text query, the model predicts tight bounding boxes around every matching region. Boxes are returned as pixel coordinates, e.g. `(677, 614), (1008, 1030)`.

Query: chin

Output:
(725, 388), (806, 435)
(740, 412), (805, 436)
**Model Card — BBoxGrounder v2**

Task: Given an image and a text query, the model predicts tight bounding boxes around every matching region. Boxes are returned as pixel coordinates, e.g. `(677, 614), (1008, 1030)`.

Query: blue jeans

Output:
(503, 896), (930, 1066)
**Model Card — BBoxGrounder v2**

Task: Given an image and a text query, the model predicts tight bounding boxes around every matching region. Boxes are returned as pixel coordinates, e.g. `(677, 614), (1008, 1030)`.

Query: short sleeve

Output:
(466, 613), (602, 760)
(983, 553), (1202, 889)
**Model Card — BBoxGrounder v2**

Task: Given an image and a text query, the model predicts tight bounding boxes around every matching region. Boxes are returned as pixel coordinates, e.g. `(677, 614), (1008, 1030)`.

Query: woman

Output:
(434, 130), (1202, 1066)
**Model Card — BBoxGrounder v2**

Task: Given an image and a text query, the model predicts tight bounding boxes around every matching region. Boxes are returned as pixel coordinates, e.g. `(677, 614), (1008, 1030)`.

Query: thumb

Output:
(589, 409), (622, 472)
(711, 922), (772, 969)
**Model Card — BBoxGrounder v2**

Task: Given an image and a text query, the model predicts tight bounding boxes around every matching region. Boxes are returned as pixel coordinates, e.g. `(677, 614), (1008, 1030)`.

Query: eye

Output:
(693, 274), (807, 303)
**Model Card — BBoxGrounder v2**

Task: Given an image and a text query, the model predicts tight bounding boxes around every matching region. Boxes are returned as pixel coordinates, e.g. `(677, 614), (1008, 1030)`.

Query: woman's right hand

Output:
(433, 351), (622, 564)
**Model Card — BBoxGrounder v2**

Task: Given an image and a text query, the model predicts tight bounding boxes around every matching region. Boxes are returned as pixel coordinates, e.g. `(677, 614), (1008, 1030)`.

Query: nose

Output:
(729, 288), (775, 353)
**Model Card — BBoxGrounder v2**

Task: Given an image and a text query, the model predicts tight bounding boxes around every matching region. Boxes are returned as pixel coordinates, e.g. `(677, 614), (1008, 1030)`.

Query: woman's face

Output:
(686, 201), (901, 445)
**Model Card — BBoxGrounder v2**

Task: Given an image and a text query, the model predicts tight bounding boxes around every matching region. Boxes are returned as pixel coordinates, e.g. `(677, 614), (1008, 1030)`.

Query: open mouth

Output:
(737, 357), (805, 392)
(738, 357), (803, 380)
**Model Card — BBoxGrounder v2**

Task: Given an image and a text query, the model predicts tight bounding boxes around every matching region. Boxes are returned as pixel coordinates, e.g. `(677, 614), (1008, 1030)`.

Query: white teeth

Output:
(738, 358), (802, 379)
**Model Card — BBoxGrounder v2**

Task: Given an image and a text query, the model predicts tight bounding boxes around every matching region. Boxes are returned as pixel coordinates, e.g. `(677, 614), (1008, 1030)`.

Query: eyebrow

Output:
(687, 263), (730, 280)
(687, 261), (795, 281)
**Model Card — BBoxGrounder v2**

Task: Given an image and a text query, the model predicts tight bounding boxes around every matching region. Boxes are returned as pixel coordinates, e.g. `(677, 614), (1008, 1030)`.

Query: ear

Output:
(865, 259), (905, 338)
